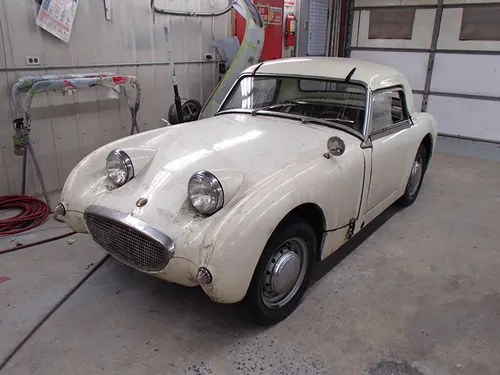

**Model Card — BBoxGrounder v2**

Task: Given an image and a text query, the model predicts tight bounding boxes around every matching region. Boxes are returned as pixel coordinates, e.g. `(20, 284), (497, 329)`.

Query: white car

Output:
(57, 57), (437, 325)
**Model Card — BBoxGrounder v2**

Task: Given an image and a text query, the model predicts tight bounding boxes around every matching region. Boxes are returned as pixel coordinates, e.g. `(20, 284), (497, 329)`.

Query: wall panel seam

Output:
(438, 133), (500, 146)
(353, 3), (500, 11)
(0, 60), (218, 73)
(349, 46), (500, 55)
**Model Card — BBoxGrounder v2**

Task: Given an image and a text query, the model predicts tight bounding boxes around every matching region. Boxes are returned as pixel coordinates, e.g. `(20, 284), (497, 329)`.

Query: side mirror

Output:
(325, 136), (345, 158)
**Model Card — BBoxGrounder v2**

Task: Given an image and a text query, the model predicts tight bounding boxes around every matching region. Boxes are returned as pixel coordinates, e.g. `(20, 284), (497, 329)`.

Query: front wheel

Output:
(241, 216), (317, 326)
(397, 144), (427, 207)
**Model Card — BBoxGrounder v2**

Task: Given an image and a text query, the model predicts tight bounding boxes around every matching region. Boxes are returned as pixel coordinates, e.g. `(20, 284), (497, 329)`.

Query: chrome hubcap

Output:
(408, 155), (423, 197)
(261, 237), (308, 309)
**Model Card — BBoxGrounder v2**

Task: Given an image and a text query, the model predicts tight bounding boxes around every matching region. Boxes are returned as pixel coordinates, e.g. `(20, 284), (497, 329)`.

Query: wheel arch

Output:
(281, 203), (326, 261)
(200, 156), (362, 304)
(421, 133), (434, 172)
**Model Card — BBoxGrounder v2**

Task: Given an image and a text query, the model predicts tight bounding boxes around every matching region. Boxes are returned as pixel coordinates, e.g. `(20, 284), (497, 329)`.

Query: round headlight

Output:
(188, 171), (224, 215)
(106, 149), (134, 186)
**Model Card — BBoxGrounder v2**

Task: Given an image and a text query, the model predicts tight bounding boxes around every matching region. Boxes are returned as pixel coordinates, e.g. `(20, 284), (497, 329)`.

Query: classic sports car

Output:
(57, 57), (437, 325)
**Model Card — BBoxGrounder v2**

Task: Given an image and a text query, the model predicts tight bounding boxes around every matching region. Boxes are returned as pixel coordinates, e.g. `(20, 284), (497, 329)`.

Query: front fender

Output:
(60, 128), (168, 231)
(200, 153), (364, 303)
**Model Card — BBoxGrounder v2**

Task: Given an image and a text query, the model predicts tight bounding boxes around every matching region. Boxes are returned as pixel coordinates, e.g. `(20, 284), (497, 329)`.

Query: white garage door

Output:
(347, 0), (500, 143)
(307, 0), (330, 56)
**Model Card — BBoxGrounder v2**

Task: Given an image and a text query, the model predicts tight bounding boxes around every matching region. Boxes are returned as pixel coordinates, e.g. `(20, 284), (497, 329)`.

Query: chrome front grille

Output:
(84, 205), (175, 272)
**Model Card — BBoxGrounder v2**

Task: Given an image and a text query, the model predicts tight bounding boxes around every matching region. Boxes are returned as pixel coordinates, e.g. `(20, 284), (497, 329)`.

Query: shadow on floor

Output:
(311, 205), (400, 285)
(94, 203), (402, 337)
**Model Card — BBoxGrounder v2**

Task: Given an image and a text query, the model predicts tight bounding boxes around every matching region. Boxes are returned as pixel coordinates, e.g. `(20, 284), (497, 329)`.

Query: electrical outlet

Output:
(25, 56), (41, 66)
(205, 53), (213, 60)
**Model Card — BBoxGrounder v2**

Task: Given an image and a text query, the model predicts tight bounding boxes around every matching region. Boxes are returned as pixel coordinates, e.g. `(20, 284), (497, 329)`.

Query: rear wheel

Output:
(241, 216), (316, 326)
(397, 143), (427, 207)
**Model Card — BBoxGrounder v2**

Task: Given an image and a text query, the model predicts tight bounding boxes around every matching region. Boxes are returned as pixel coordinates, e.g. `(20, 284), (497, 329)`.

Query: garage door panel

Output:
(355, 0), (437, 6)
(431, 54), (500, 97)
(438, 8), (500, 51)
(427, 95), (500, 142)
(443, 0), (500, 7)
(350, 50), (429, 91)
(356, 9), (435, 49)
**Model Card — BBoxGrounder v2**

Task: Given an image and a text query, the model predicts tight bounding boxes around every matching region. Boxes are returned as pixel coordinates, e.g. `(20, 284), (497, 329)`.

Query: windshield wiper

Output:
(300, 116), (358, 134)
(319, 117), (355, 124)
(251, 103), (298, 116)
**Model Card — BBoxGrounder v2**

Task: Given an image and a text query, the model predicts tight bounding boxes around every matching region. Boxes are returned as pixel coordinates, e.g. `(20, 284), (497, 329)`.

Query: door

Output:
(365, 87), (413, 212)
(306, 0), (329, 56)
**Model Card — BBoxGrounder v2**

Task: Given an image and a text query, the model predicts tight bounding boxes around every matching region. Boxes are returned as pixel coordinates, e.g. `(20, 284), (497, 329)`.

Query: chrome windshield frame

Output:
(215, 72), (371, 144)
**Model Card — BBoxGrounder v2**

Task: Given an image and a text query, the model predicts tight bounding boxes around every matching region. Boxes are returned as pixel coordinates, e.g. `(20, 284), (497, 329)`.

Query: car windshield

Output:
(219, 75), (367, 134)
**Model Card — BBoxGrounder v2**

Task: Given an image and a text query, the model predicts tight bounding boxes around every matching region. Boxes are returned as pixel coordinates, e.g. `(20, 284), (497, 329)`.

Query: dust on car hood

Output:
(91, 112), (359, 217)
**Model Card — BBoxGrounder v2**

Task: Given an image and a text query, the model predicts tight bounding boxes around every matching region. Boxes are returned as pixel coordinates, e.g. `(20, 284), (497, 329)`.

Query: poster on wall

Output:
(284, 0), (295, 5)
(268, 6), (283, 25)
(255, 4), (269, 24)
(36, 0), (79, 43)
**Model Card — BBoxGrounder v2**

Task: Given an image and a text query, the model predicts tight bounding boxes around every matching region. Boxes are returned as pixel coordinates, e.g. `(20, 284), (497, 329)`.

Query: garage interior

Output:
(1, 0), (499, 374)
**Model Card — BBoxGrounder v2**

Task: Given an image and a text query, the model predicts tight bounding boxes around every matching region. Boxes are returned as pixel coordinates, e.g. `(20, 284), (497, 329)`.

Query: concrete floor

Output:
(1, 137), (499, 375)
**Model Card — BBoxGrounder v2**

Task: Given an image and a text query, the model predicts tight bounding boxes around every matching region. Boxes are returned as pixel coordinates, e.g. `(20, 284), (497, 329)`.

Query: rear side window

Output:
(371, 89), (408, 133)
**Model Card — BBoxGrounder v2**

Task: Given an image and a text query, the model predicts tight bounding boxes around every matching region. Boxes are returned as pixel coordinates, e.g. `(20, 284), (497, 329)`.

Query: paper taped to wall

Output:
(36, 0), (79, 43)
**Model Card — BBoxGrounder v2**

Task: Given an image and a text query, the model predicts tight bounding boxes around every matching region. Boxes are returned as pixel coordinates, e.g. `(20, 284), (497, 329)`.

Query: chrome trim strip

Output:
(215, 72), (369, 127)
(362, 88), (373, 144)
(370, 120), (411, 141)
(84, 205), (175, 257)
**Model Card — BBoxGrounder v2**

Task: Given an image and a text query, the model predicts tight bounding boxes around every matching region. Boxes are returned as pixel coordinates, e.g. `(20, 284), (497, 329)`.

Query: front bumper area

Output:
(84, 205), (175, 272)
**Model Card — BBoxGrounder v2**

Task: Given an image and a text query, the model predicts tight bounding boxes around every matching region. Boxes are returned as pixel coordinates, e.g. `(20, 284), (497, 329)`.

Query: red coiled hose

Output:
(0, 195), (50, 236)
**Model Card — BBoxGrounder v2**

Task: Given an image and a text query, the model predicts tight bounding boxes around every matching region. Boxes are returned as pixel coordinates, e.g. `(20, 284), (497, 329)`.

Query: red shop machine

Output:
(235, 0), (285, 61)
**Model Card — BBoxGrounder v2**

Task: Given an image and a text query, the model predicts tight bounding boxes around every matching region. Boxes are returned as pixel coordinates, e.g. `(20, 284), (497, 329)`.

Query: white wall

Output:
(0, 0), (230, 196)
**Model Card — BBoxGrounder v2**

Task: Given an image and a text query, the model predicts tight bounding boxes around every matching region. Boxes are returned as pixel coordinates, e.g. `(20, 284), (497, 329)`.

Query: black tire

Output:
(397, 143), (428, 207)
(241, 215), (317, 326)
(168, 99), (202, 124)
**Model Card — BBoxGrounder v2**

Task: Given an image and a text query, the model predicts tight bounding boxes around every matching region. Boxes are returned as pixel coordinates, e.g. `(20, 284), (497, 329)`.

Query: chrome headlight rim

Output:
(188, 170), (224, 215)
(106, 149), (134, 186)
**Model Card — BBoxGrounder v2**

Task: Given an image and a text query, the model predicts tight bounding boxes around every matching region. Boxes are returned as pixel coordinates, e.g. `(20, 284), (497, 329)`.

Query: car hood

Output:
(91, 113), (361, 216)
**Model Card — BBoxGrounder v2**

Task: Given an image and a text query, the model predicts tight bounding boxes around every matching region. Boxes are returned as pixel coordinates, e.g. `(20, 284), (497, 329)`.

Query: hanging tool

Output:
(163, 22), (184, 124)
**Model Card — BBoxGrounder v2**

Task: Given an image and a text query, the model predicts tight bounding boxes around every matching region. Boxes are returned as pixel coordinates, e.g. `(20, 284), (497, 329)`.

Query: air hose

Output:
(150, 0), (232, 17)
(0, 195), (77, 255)
(0, 195), (50, 236)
